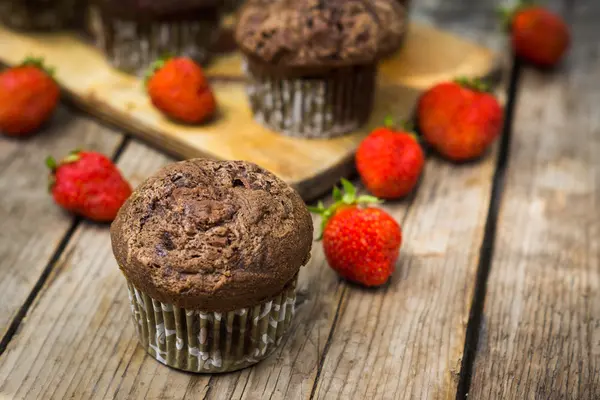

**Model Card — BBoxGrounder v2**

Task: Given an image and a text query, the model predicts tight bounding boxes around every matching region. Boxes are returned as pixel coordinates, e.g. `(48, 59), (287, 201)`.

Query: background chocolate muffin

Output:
(0, 0), (77, 31)
(377, 0), (410, 56)
(111, 159), (313, 372)
(88, 0), (221, 75)
(235, 0), (405, 139)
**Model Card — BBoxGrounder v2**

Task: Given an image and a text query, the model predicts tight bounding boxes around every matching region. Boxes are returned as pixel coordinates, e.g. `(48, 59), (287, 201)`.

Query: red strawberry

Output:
(47, 150), (132, 222)
(310, 180), (402, 287)
(146, 56), (217, 124)
(356, 118), (425, 199)
(417, 78), (503, 162)
(502, 3), (570, 67)
(0, 57), (60, 137)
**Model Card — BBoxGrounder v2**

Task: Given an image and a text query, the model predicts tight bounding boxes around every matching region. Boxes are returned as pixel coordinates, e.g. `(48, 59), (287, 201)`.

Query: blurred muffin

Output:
(378, 0), (410, 56)
(88, 0), (221, 75)
(235, 0), (405, 139)
(0, 0), (77, 31)
(111, 159), (313, 373)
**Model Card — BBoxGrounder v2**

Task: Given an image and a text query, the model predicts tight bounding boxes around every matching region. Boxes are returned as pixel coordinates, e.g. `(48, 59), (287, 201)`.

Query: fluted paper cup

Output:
(126, 276), (297, 373)
(244, 61), (376, 139)
(88, 7), (220, 75)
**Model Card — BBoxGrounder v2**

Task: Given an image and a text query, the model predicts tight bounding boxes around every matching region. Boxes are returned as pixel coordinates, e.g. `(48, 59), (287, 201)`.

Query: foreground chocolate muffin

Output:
(111, 159), (313, 373)
(0, 0), (77, 31)
(88, 0), (221, 75)
(235, 0), (405, 139)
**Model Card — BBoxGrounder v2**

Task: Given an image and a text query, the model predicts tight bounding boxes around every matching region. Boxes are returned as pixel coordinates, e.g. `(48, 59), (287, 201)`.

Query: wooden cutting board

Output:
(0, 22), (500, 200)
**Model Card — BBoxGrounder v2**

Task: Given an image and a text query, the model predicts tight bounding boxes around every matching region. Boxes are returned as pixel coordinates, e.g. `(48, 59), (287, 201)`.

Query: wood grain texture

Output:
(0, 1), (509, 398)
(0, 140), (345, 400)
(0, 23), (497, 201)
(0, 108), (122, 338)
(312, 153), (499, 400)
(470, 3), (600, 398)
(0, 141), (174, 399)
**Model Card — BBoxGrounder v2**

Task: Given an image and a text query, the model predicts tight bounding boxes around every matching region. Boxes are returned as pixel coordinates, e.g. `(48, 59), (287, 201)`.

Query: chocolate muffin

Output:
(0, 0), (77, 31)
(235, 0), (405, 139)
(379, 0), (411, 56)
(111, 159), (313, 373)
(88, 0), (221, 75)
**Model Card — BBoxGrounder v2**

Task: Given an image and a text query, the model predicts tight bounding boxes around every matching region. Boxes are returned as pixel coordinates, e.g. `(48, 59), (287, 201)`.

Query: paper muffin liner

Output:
(125, 277), (297, 373)
(88, 7), (220, 75)
(244, 61), (377, 139)
(0, 0), (76, 31)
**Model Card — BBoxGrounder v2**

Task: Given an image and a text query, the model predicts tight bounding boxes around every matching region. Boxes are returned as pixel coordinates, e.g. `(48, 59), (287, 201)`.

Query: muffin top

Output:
(235, 0), (406, 69)
(96, 0), (220, 19)
(111, 159), (313, 311)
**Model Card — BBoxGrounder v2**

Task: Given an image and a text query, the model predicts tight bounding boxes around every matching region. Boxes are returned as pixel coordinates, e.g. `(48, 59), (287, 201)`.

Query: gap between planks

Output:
(455, 58), (523, 400)
(0, 134), (131, 357)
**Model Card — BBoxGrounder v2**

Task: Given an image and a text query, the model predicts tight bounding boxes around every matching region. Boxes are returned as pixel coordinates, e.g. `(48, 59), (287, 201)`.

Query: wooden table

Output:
(0, 0), (598, 399)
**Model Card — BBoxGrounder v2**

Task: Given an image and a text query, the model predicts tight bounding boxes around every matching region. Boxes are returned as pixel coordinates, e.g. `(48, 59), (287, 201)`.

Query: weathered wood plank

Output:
(0, 141), (174, 399)
(0, 139), (344, 399)
(0, 1), (507, 398)
(0, 107), (122, 339)
(469, 3), (600, 398)
(312, 152), (499, 400)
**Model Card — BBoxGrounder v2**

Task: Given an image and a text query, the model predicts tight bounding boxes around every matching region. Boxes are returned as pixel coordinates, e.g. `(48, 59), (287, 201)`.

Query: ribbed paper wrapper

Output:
(126, 277), (297, 373)
(88, 7), (219, 75)
(0, 0), (76, 31)
(245, 61), (376, 139)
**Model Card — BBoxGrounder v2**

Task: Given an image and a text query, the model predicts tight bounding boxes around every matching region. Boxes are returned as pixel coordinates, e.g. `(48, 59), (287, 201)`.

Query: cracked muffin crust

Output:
(234, 0), (406, 69)
(111, 159), (313, 312)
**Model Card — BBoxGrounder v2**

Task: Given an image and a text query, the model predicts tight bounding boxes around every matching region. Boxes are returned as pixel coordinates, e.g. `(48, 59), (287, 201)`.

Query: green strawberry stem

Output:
(45, 149), (81, 171)
(308, 178), (382, 240)
(46, 149), (82, 191)
(45, 156), (57, 171)
(144, 53), (174, 86)
(454, 76), (491, 93)
(497, 0), (535, 31)
(382, 115), (419, 141)
(21, 56), (56, 77)
(383, 115), (416, 134)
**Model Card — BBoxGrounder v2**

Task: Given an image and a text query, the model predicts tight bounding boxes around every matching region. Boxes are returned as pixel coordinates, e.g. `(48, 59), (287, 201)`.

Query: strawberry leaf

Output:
(45, 156), (57, 171)
(384, 115), (395, 128)
(62, 154), (80, 164)
(21, 56), (56, 78)
(332, 185), (342, 202)
(309, 178), (382, 240)
(144, 53), (173, 86)
(455, 76), (491, 93)
(341, 178), (356, 204)
(357, 195), (383, 205)
(497, 0), (536, 31)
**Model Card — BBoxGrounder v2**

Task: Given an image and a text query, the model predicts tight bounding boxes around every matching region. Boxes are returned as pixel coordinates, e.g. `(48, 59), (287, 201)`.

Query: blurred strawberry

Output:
(47, 150), (132, 222)
(417, 78), (503, 162)
(146, 56), (217, 124)
(0, 57), (59, 137)
(356, 118), (424, 199)
(501, 2), (570, 67)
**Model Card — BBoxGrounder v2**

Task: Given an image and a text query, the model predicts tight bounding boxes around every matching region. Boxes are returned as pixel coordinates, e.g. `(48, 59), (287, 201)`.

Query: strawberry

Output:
(146, 56), (217, 124)
(310, 179), (402, 287)
(0, 57), (60, 137)
(356, 118), (424, 199)
(47, 150), (132, 222)
(501, 2), (570, 67)
(417, 78), (503, 162)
